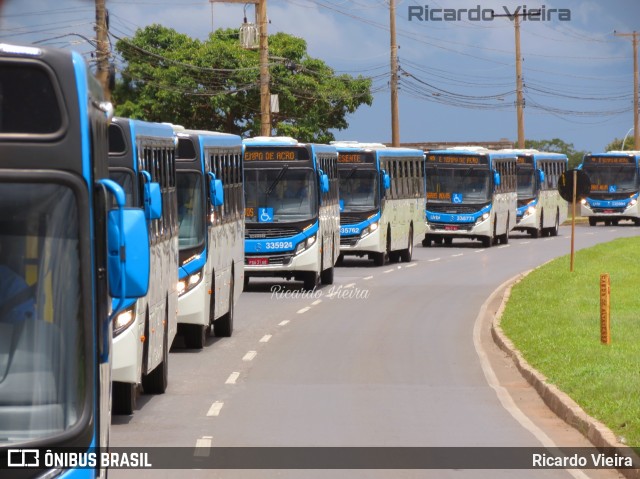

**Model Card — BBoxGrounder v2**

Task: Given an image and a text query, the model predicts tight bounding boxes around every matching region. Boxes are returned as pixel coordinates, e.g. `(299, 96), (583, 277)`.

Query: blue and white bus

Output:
(0, 44), (149, 477)
(108, 117), (178, 414)
(579, 151), (640, 226)
(332, 142), (426, 265)
(511, 150), (568, 237)
(243, 137), (340, 291)
(424, 147), (517, 247)
(174, 128), (244, 348)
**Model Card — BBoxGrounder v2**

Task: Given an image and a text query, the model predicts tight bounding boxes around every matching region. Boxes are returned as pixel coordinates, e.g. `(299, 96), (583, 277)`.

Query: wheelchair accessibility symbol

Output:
(258, 207), (274, 223)
(608, 185), (617, 193)
(452, 193), (463, 204)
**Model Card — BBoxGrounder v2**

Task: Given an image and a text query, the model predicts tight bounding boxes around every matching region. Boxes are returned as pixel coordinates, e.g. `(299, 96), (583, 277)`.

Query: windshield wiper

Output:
(266, 165), (289, 196)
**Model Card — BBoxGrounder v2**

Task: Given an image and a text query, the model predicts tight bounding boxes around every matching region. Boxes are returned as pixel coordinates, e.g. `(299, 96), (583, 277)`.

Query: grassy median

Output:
(500, 236), (640, 448)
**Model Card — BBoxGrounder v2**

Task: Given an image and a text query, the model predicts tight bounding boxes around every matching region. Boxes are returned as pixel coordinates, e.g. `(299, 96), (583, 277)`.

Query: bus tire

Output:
(215, 275), (234, 337)
(142, 306), (169, 394)
(336, 254), (344, 266)
(372, 251), (386, 266)
(481, 236), (492, 248)
(112, 381), (136, 415)
(243, 275), (250, 291)
(303, 271), (319, 291)
(500, 216), (509, 244)
(443, 237), (453, 246)
(321, 265), (334, 285)
(399, 226), (413, 262)
(588, 217), (597, 226)
(184, 323), (206, 349)
(550, 212), (559, 236)
(422, 236), (432, 247)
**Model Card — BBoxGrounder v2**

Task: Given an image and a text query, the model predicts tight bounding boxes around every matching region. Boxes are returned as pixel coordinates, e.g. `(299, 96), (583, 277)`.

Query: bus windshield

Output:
(0, 183), (85, 444)
(338, 169), (379, 212)
(245, 168), (318, 223)
(517, 167), (536, 198)
(427, 166), (492, 203)
(582, 165), (638, 193)
(177, 172), (205, 250)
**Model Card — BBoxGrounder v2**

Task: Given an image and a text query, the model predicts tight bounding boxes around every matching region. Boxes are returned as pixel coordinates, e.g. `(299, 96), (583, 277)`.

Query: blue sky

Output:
(2, 0), (640, 153)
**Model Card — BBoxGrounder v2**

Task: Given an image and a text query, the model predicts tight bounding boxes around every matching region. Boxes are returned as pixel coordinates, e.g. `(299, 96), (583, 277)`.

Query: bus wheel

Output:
(481, 236), (492, 248)
(215, 276), (234, 337)
(243, 275), (250, 291)
(142, 308), (169, 394)
(422, 236), (432, 247)
(184, 324), (206, 349)
(321, 264), (334, 285)
(302, 271), (319, 291)
(605, 220), (611, 226)
(400, 227), (413, 262)
(372, 251), (385, 266)
(588, 217), (597, 226)
(336, 254), (344, 266)
(443, 237), (453, 246)
(550, 212), (559, 236)
(500, 217), (510, 244)
(112, 381), (136, 415)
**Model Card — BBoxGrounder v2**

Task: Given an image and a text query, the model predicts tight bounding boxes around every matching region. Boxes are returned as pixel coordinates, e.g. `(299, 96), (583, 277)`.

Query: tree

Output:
(113, 25), (373, 142)
(604, 136), (635, 152)
(524, 138), (586, 169)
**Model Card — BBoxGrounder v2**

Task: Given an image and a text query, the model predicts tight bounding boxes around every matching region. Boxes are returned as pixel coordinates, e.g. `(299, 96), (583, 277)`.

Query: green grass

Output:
(500, 237), (640, 447)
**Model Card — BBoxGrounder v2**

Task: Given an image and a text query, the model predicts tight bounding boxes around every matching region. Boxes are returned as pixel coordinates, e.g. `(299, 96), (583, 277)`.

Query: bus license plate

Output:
(445, 225), (458, 231)
(248, 257), (269, 266)
(603, 209), (614, 214)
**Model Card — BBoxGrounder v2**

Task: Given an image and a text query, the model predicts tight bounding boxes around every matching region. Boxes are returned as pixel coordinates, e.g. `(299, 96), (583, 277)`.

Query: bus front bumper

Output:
(339, 226), (382, 255)
(177, 279), (207, 326)
(245, 241), (320, 277)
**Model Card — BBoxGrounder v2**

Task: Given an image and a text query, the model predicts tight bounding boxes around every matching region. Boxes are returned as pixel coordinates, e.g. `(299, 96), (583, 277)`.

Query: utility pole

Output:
(615, 31), (639, 150)
(389, 0), (400, 146)
(492, 10), (526, 148)
(514, 14), (524, 148)
(211, 0), (270, 135)
(95, 0), (111, 101)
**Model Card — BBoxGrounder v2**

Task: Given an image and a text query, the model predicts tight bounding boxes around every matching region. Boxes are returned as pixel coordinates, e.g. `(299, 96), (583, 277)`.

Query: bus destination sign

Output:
(244, 147), (310, 162)
(337, 152), (376, 164)
(427, 154), (488, 165)
(584, 155), (635, 165)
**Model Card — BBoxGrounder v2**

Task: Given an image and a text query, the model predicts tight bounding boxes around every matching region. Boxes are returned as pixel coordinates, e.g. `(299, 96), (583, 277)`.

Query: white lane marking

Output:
(278, 320), (290, 326)
(259, 334), (272, 343)
(225, 372), (240, 384)
(242, 351), (257, 361)
(363, 275), (374, 280)
(206, 401), (224, 417)
(344, 283), (356, 288)
(406, 263), (417, 268)
(297, 307), (311, 314)
(194, 436), (212, 456)
(383, 268), (394, 273)
(451, 253), (463, 258)
(473, 275), (591, 479)
(428, 258), (441, 262)
(497, 245), (510, 249)
(475, 249), (485, 253)
(520, 241), (530, 245)
(397, 265), (402, 269)
(311, 299), (322, 306)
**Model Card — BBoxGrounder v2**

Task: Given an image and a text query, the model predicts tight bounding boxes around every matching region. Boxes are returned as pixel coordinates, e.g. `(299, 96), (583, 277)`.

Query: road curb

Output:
(490, 274), (640, 479)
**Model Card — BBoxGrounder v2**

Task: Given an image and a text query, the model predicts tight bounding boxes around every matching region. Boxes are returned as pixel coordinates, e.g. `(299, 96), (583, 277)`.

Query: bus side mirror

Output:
(141, 171), (162, 220)
(97, 179), (150, 305)
(494, 171), (501, 187)
(382, 170), (391, 190)
(208, 172), (224, 207)
(320, 173), (330, 193)
(107, 208), (150, 299)
(538, 169), (545, 184)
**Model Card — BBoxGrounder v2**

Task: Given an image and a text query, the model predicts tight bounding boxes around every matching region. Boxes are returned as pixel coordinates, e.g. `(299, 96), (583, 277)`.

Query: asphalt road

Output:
(110, 224), (637, 479)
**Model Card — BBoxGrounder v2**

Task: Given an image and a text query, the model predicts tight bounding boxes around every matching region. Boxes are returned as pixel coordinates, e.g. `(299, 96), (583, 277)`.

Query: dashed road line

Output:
(278, 319), (290, 326)
(363, 275), (374, 280)
(194, 436), (212, 456)
(383, 268), (394, 273)
(406, 263), (417, 268)
(311, 299), (322, 306)
(497, 245), (510, 249)
(428, 258), (441, 262)
(259, 334), (272, 343)
(451, 253), (463, 257)
(206, 401), (224, 417)
(344, 283), (356, 288)
(297, 307), (311, 314)
(242, 351), (257, 361)
(225, 372), (240, 384)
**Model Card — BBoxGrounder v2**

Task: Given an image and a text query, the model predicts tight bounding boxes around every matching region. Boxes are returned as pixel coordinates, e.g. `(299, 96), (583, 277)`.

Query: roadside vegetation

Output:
(500, 236), (640, 448)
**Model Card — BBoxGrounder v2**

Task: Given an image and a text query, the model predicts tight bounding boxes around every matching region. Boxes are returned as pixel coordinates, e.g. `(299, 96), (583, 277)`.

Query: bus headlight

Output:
(178, 271), (202, 296)
(475, 213), (490, 225)
(114, 306), (136, 337)
(523, 206), (536, 218)
(628, 198), (638, 207)
(580, 199), (588, 206)
(361, 221), (379, 239)
(295, 234), (317, 255)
